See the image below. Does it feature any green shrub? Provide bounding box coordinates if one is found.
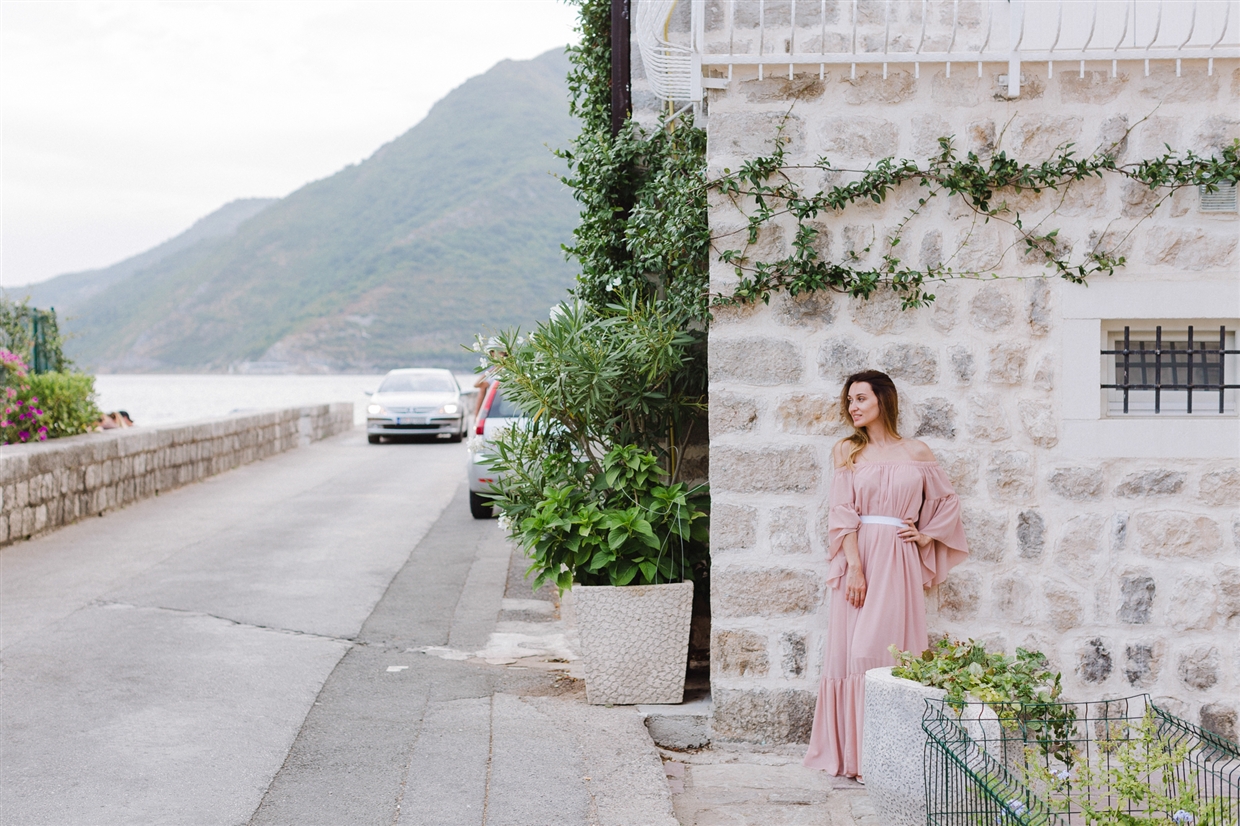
[27,372,101,438]
[484,300,709,591]
[497,443,708,591]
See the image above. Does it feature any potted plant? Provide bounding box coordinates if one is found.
[480,299,709,705]
[863,639,1068,826]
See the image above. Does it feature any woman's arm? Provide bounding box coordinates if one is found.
[832,438,866,606]
[897,439,937,549]
[843,530,865,608]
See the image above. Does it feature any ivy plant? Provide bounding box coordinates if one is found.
[712,124,1240,309]
[892,637,1077,764]
[0,296,71,373]
[559,0,710,324]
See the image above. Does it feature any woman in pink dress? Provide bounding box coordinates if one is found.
[803,370,969,779]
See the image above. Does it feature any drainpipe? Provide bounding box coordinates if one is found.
[1007,0,1024,98]
[611,0,632,135]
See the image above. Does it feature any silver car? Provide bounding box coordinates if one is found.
[366,368,468,444]
[467,382,527,518]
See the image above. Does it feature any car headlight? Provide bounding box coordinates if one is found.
[438,403,460,415]
[367,403,386,416]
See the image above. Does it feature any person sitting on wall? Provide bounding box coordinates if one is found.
[95,412,130,431]
[803,370,970,781]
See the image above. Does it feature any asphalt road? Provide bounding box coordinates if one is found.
[0,429,597,826]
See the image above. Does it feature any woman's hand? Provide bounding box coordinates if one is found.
[899,518,933,549]
[845,565,867,608]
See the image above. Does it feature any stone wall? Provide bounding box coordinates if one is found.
[704,59,1239,745]
[0,403,354,547]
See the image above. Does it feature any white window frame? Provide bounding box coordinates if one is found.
[1101,322,1238,417]
[1061,279,1240,460]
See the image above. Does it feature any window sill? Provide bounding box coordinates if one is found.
[1062,417,1240,459]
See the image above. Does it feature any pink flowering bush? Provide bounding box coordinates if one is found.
[0,349,49,445]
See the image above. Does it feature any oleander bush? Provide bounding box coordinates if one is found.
[484,299,708,590]
[0,350,48,445]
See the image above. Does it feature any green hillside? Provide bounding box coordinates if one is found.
[42,48,580,373]
[19,198,277,317]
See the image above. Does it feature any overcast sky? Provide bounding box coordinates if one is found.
[1,0,579,287]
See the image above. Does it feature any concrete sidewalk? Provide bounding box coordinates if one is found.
[430,526,878,826]
[248,484,679,826]
[2,424,871,825]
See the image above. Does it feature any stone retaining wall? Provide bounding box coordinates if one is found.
[0,403,354,546]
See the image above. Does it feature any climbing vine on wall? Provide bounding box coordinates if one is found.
[558,4,1240,339]
[711,124,1240,310]
[559,0,711,324]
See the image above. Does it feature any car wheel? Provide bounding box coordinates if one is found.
[368,434,381,444]
[469,491,495,519]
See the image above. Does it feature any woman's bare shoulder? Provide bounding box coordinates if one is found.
[904,438,937,462]
[832,439,851,468]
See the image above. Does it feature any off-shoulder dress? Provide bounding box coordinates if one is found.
[803,460,969,777]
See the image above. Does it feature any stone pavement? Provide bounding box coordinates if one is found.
[659,745,877,826]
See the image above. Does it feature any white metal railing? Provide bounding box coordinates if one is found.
[636,0,701,101]
[636,0,1240,100]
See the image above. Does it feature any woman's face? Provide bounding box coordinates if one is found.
[847,382,881,429]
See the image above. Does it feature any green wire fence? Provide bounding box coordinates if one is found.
[923,694,1240,825]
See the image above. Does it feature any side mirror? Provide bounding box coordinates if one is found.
[363,390,374,396]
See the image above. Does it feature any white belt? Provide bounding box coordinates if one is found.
[860,515,905,527]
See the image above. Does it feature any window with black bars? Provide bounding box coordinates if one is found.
[1102,326,1238,414]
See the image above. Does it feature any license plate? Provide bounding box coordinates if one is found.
[397,417,424,425]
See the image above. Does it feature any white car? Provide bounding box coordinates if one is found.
[366,368,468,444]
[467,382,527,518]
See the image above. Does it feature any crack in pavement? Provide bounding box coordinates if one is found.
[90,600,361,646]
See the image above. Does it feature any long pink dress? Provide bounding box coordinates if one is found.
[803,461,969,776]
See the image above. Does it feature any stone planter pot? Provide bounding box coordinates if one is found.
[574,581,694,705]
[863,667,1002,826]
[862,667,946,826]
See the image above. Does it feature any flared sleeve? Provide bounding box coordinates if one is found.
[916,463,969,587]
[825,467,860,590]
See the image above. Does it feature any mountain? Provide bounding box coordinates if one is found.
[19,198,277,317]
[22,48,580,373]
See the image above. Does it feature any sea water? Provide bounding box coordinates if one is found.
[93,373,481,427]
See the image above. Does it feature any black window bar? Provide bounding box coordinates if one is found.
[1102,325,1239,414]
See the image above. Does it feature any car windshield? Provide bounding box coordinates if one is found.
[489,386,526,419]
[378,374,457,393]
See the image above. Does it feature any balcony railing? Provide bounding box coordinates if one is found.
[636,0,1240,100]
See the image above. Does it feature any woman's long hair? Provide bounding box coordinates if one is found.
[838,370,901,468]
